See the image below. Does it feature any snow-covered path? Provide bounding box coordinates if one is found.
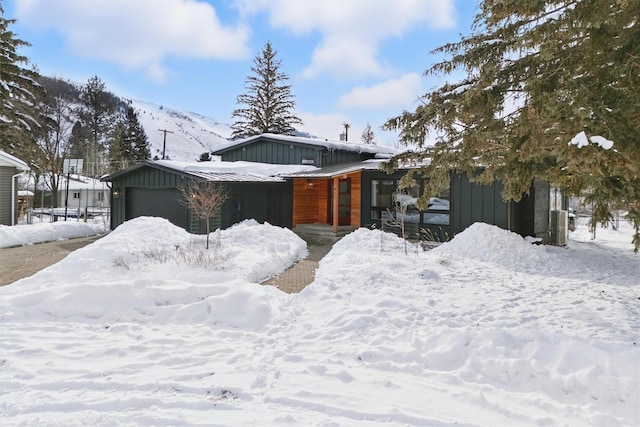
[1,217,638,426]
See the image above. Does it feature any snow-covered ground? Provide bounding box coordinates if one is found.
[0,217,108,248]
[1,217,638,426]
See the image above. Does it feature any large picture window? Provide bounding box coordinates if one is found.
[370,179,451,226]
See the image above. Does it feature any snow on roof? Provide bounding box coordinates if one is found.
[154,159,318,182]
[0,150,29,171]
[61,175,110,190]
[283,159,386,178]
[212,133,399,156]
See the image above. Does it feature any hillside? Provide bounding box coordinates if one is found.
[37,76,317,164]
[128,100,231,162]
[38,76,232,163]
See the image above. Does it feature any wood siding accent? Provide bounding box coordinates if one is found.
[349,172,361,227]
[292,179,321,226]
[317,180,330,223]
[292,174,360,228]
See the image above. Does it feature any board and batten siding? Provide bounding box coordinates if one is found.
[220,140,323,166]
[221,181,292,229]
[450,173,549,239]
[218,139,377,167]
[451,173,509,235]
[109,165,187,231]
[0,166,19,225]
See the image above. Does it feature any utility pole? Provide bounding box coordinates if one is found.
[342,123,350,142]
[158,129,174,160]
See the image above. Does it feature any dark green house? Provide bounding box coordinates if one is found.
[102,133,550,241]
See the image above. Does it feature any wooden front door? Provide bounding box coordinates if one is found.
[331,178,351,226]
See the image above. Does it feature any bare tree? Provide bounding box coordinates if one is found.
[37,95,74,207]
[179,181,229,249]
[382,189,420,255]
[361,123,376,144]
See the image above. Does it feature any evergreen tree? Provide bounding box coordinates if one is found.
[129,109,150,163]
[384,0,640,251]
[361,123,376,144]
[108,121,128,172]
[231,41,302,139]
[67,121,89,160]
[0,6,42,160]
[109,105,150,171]
[76,75,117,177]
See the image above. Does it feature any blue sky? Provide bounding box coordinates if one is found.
[4,0,478,146]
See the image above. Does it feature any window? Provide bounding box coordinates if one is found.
[394,185,420,224]
[73,192,80,199]
[97,192,104,202]
[422,187,450,225]
[370,180,395,220]
[370,179,451,226]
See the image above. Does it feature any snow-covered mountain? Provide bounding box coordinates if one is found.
[129,100,231,162]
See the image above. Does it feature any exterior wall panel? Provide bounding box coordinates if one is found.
[0,166,18,225]
[218,139,374,167]
[292,179,320,226]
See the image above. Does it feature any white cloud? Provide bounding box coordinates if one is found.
[145,63,170,84]
[299,111,350,141]
[14,0,250,82]
[299,111,400,148]
[301,37,383,80]
[338,73,423,110]
[236,0,456,79]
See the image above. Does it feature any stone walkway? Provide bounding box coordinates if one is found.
[262,237,336,293]
[0,235,103,286]
[1,234,337,292]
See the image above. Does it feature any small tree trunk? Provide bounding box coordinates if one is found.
[205,217,210,250]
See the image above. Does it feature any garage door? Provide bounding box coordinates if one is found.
[125,187,188,229]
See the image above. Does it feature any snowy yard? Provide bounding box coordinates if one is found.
[0,217,638,426]
[0,216,108,248]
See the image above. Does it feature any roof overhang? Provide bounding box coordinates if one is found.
[0,150,29,171]
[283,160,385,179]
[101,160,302,183]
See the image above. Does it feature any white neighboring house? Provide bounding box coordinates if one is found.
[52,174,110,215]
[0,150,30,226]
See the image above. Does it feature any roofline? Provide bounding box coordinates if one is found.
[0,150,29,171]
[100,160,287,183]
[100,161,153,181]
[212,133,398,156]
[211,134,320,154]
[282,161,379,178]
[101,160,206,182]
